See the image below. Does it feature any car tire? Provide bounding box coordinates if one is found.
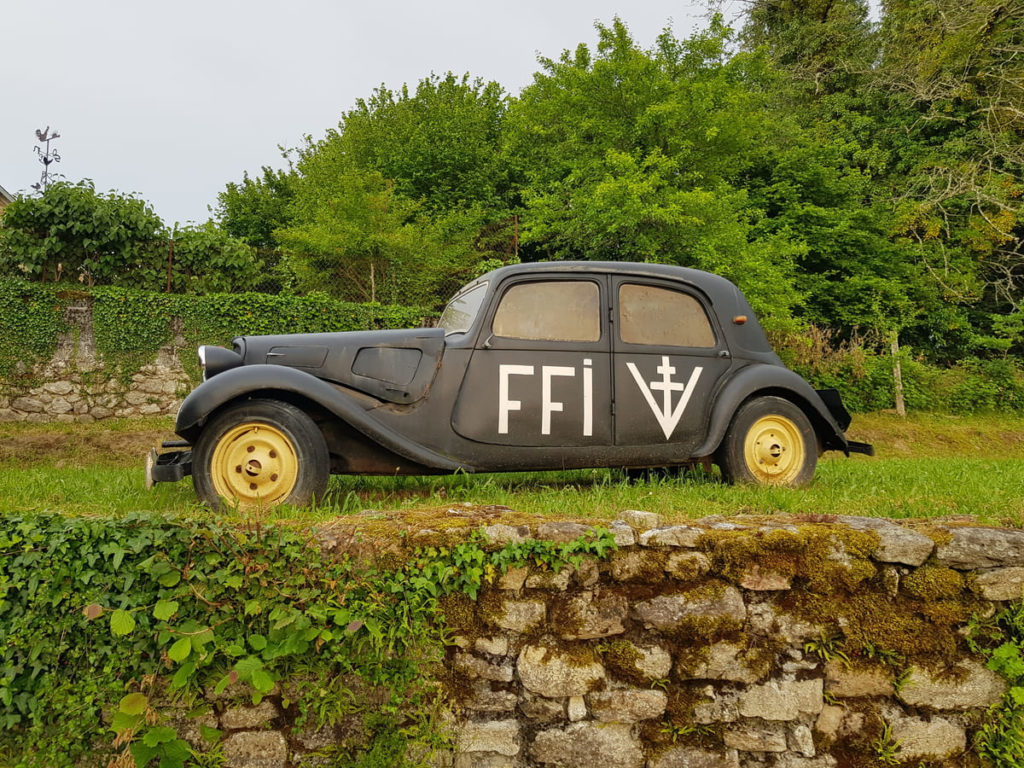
[717,396,818,487]
[193,398,329,510]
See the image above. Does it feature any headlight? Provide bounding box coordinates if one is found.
[198,345,243,381]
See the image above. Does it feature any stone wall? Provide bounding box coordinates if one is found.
[0,300,190,422]
[182,514,1024,767]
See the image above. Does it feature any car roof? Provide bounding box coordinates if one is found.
[474,260,740,306]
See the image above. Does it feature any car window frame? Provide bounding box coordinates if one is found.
[480,275,609,351]
[611,277,725,356]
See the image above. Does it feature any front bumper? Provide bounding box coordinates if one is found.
[145,443,193,488]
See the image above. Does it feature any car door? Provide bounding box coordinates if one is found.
[451,276,612,447]
[611,277,732,456]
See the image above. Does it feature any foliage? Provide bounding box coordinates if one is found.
[89,285,433,382]
[0,279,67,380]
[167,223,261,294]
[969,599,1024,766]
[0,512,616,767]
[215,165,296,250]
[0,181,164,287]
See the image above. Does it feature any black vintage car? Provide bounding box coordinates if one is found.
[147,262,872,508]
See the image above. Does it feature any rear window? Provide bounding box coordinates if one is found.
[618,283,715,347]
[439,282,488,335]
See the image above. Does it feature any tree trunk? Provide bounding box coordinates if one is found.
[890,331,906,417]
[370,262,376,303]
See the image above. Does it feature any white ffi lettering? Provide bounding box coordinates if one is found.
[582,358,593,437]
[541,366,576,435]
[498,364,534,434]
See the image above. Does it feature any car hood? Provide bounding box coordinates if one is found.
[234,327,446,405]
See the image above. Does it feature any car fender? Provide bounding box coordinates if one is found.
[692,363,849,457]
[175,364,467,472]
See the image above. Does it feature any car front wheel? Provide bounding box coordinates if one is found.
[717,396,818,487]
[193,399,329,510]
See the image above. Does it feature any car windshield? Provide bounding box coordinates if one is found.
[438,282,488,335]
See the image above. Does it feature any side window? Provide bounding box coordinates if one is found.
[618,283,715,348]
[492,281,601,342]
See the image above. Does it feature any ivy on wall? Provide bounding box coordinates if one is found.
[0,512,616,768]
[0,279,68,380]
[0,278,435,386]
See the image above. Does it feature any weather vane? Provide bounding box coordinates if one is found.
[32,126,61,192]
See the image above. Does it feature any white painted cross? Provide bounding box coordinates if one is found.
[626,356,703,440]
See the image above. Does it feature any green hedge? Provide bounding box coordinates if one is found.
[0,279,435,385]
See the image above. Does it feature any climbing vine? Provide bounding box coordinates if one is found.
[0,279,68,381]
[0,513,615,767]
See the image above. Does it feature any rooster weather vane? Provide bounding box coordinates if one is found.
[32,126,61,192]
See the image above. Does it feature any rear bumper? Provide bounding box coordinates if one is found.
[145,445,193,488]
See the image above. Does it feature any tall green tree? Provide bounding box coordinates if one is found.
[505,17,804,321]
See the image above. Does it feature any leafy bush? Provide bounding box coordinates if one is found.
[0,512,616,767]
[0,280,67,380]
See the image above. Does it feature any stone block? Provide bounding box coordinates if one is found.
[457,719,520,756]
[814,705,845,739]
[890,714,966,760]
[620,510,661,531]
[42,381,74,395]
[530,723,643,768]
[609,521,636,546]
[453,754,514,768]
[587,689,667,722]
[537,521,594,544]
[723,722,788,752]
[526,567,572,590]
[648,746,739,768]
[474,636,509,656]
[567,695,587,721]
[517,643,605,698]
[11,397,43,413]
[610,550,661,582]
[665,551,711,580]
[746,603,823,646]
[464,684,518,712]
[789,723,815,757]
[825,661,893,698]
[973,566,1024,601]
[454,652,515,683]
[631,585,746,632]
[682,641,762,684]
[519,692,564,722]
[552,590,628,640]
[936,526,1024,569]
[220,699,279,729]
[484,524,530,545]
[497,567,528,591]
[897,660,1007,709]
[639,525,703,548]
[739,564,791,591]
[492,599,545,633]
[222,731,287,768]
[836,516,934,566]
[738,679,823,721]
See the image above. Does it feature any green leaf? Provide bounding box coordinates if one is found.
[168,637,191,663]
[248,634,267,651]
[110,609,136,636]
[159,739,191,768]
[250,668,275,693]
[153,600,179,621]
[111,710,143,733]
[158,571,181,587]
[171,661,195,689]
[199,724,223,744]
[244,599,261,616]
[119,692,149,715]
[143,726,178,746]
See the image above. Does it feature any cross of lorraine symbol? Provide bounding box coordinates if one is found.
[625,357,704,440]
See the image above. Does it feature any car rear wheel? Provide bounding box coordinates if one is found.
[717,396,818,487]
[193,399,329,510]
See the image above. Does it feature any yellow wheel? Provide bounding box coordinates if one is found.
[194,399,329,510]
[717,396,818,487]
[743,414,806,485]
[210,423,299,507]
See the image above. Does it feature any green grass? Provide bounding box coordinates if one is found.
[1,455,1021,525]
[1,412,1023,525]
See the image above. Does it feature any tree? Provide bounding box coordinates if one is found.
[0,180,164,286]
[169,222,261,294]
[505,17,804,321]
[215,165,296,249]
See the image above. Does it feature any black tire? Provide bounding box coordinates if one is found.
[716,396,818,487]
[193,398,329,510]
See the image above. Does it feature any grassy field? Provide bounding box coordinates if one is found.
[1,412,1022,525]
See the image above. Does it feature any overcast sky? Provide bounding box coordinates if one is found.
[0,0,732,226]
